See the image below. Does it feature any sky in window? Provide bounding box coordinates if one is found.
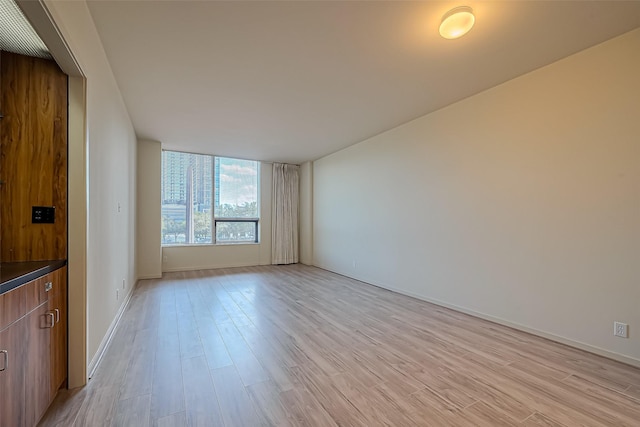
[219,158,258,206]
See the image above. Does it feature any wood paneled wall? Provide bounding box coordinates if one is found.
[0,51,68,262]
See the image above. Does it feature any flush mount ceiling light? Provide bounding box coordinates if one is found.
[439,6,475,40]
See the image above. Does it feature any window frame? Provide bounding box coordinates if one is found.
[161,150,260,246]
[213,218,259,244]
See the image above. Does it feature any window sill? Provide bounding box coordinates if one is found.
[162,242,261,248]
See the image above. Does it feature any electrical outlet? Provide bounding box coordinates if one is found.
[614,322,628,338]
[163,255,168,263]
[116,289,119,301]
[122,279,125,289]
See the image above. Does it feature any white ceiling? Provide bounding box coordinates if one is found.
[86,1,640,164]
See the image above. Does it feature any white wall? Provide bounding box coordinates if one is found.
[66,76,87,387]
[136,140,162,279]
[162,163,272,271]
[44,0,138,370]
[299,161,313,265]
[313,29,640,365]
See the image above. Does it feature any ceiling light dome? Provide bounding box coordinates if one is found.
[439,6,475,40]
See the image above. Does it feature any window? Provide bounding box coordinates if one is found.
[214,157,259,243]
[161,151,259,245]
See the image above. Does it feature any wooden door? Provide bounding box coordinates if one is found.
[0,318,27,427]
[24,303,51,427]
[50,267,67,398]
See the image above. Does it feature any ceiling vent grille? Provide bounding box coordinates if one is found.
[0,0,51,59]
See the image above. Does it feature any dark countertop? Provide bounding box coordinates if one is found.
[0,260,67,295]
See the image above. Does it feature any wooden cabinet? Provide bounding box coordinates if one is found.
[0,266,67,427]
[0,47,68,427]
[25,303,51,427]
[49,267,67,398]
[0,313,27,426]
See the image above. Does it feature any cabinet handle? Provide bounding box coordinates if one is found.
[46,312,55,328]
[54,308,60,323]
[0,350,7,371]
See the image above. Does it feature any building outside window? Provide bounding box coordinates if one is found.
[161,151,259,245]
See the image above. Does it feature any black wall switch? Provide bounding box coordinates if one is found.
[32,206,55,223]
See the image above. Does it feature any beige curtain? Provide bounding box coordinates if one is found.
[272,163,300,264]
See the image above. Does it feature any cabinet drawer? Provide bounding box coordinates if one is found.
[0,316,27,427]
[1,271,57,329]
[26,275,49,312]
[0,285,27,331]
[46,270,64,298]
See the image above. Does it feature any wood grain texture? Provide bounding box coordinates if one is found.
[1,268,67,427]
[50,267,68,398]
[26,276,47,312]
[0,283,26,330]
[0,51,67,262]
[25,303,52,427]
[153,411,187,427]
[35,388,86,427]
[625,384,640,400]
[522,412,566,427]
[182,355,224,426]
[0,314,28,427]
[150,330,185,420]
[211,365,263,426]
[71,385,119,427]
[40,265,640,426]
[113,394,151,427]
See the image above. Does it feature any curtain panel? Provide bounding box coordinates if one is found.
[271,163,300,264]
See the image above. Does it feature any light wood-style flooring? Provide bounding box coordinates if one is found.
[39,265,640,426]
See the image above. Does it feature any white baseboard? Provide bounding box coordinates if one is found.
[317,266,640,369]
[398,288,640,369]
[87,283,135,379]
[162,261,271,273]
[137,274,162,280]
